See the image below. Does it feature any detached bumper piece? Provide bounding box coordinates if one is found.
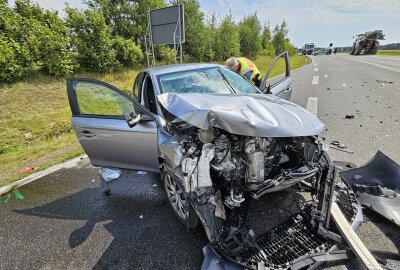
[340,151,400,227]
[210,201,358,269]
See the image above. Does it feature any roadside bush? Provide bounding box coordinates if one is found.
[66,6,120,72]
[158,46,175,64]
[112,36,143,67]
[0,35,30,83]
[258,48,275,57]
[38,9,78,76]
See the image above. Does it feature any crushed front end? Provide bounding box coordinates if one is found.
[157,93,363,269]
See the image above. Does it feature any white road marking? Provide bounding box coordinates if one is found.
[324,74,328,78]
[342,83,347,87]
[312,76,319,85]
[306,97,318,116]
[314,67,318,72]
[336,56,400,73]
[314,63,317,66]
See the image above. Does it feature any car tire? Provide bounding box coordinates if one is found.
[162,169,199,229]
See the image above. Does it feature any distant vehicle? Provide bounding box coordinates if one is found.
[349,30,385,55]
[313,43,334,55]
[302,43,315,55]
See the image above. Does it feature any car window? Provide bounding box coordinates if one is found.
[219,68,259,94]
[158,68,258,94]
[74,81,135,116]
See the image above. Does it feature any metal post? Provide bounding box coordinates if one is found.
[148,12,156,67]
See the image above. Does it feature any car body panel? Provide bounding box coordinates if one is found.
[67,78,159,171]
[72,117,159,171]
[157,92,325,137]
[260,52,292,100]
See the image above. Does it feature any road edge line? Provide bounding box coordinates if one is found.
[0,154,88,196]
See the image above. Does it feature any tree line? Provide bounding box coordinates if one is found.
[0,0,296,83]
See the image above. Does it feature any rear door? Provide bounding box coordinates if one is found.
[66,78,159,172]
[260,51,293,100]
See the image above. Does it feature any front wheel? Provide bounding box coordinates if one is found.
[162,170,199,228]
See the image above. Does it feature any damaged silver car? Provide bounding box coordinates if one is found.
[67,52,362,269]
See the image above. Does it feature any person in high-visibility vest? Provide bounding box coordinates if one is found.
[225,57,262,87]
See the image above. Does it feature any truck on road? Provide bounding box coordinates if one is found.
[302,43,315,55]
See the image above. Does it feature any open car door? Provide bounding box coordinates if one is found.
[66,78,159,172]
[260,51,293,100]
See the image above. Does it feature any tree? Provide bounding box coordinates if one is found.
[0,0,76,82]
[259,22,275,57]
[272,20,294,55]
[66,6,120,72]
[214,13,240,61]
[86,0,165,43]
[238,13,261,58]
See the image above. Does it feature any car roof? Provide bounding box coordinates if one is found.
[144,63,223,76]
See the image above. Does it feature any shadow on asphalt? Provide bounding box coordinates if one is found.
[14,171,207,269]
[12,168,310,269]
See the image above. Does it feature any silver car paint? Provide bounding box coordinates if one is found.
[72,117,159,171]
[157,93,325,137]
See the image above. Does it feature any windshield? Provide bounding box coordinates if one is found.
[157,67,259,94]
[305,44,314,49]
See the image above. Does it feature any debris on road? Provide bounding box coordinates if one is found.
[376,80,394,84]
[137,171,147,176]
[100,168,121,182]
[340,151,400,227]
[331,140,347,149]
[19,167,35,174]
[345,115,355,119]
[139,215,143,219]
[330,145,354,154]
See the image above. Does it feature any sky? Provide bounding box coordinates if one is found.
[8,0,400,47]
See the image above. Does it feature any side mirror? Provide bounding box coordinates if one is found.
[124,112,141,128]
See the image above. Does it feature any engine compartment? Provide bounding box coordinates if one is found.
[158,119,361,269]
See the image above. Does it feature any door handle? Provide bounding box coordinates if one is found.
[285,86,292,93]
[80,130,96,138]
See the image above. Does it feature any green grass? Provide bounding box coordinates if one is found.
[377,50,400,56]
[0,55,310,186]
[254,54,311,77]
[0,68,139,186]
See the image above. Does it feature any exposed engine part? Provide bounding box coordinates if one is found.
[225,189,245,208]
[181,156,198,192]
[198,128,215,144]
[245,151,264,183]
[198,143,215,187]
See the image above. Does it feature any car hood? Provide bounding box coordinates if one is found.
[157,93,325,137]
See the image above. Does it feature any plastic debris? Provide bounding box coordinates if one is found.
[137,171,147,175]
[24,132,33,139]
[331,141,347,149]
[19,167,35,174]
[139,215,143,219]
[376,80,394,84]
[14,189,24,200]
[100,168,121,182]
[345,115,355,119]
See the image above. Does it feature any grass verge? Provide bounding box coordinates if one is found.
[0,68,140,186]
[0,55,310,186]
[377,50,400,56]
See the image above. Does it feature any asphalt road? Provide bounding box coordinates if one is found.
[1,55,399,270]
